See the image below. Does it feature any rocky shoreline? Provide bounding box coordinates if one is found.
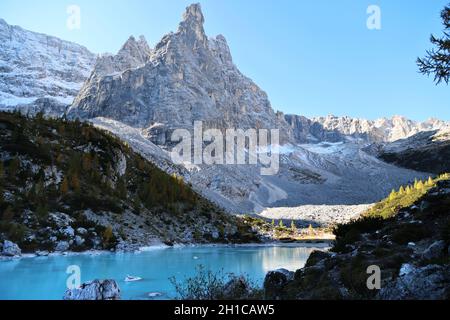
[261,179,450,300]
[0,240,331,261]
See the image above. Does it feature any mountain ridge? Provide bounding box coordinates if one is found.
[0,18,96,111]
[0,12,447,144]
[1,4,448,214]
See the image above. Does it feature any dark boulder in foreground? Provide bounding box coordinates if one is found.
[63,279,121,300]
[263,269,294,300]
[378,264,449,300]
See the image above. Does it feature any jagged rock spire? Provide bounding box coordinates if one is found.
[118,35,151,61]
[178,3,207,47]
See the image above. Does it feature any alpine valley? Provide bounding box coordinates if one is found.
[0,3,449,300]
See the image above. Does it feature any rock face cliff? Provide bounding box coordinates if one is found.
[378,127,450,174]
[0,18,96,113]
[68,3,292,143]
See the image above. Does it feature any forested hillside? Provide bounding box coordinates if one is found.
[0,112,257,253]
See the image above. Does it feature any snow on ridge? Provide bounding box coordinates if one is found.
[0,18,96,109]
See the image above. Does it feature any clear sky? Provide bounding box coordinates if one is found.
[0,0,449,121]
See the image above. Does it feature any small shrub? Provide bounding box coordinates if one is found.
[391,223,432,245]
[169,265,261,300]
[102,226,115,249]
[333,217,385,252]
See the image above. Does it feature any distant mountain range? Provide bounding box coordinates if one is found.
[0,4,448,214]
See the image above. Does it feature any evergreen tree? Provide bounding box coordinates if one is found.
[36,204,48,221]
[290,220,297,232]
[406,186,412,195]
[56,153,64,164]
[278,220,284,228]
[60,177,69,195]
[399,186,406,195]
[0,161,4,179]
[388,189,397,201]
[70,173,81,192]
[102,226,114,247]
[82,153,93,172]
[417,180,425,190]
[308,224,314,236]
[116,177,127,199]
[2,206,14,222]
[417,4,450,84]
[8,156,20,179]
[426,176,434,187]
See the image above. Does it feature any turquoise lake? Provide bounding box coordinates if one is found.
[0,244,328,300]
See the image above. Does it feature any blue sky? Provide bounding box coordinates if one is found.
[0,0,449,121]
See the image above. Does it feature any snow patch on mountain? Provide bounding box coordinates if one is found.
[0,18,96,110]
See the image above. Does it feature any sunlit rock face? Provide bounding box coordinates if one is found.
[66,4,444,214]
[68,3,293,144]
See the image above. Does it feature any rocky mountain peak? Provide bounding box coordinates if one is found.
[210,34,233,65]
[117,35,151,64]
[68,3,292,142]
[178,3,207,47]
[88,34,151,79]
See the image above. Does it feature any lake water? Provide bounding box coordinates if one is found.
[0,244,328,300]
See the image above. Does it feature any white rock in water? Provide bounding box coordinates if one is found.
[63,279,121,300]
[36,250,49,257]
[148,292,162,298]
[1,240,21,257]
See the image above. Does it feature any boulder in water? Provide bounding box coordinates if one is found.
[63,279,121,300]
[1,240,22,257]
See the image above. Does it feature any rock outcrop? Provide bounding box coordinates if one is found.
[378,128,450,174]
[263,269,294,300]
[1,240,21,257]
[63,279,121,300]
[378,264,449,300]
